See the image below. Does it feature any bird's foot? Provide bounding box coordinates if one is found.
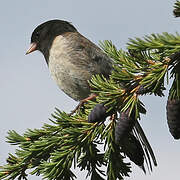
[69,94,97,116]
[69,101,84,116]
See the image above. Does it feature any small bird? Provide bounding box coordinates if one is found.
[26,20,112,107]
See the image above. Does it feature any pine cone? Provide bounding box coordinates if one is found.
[88,104,107,123]
[166,98,180,139]
[114,109,136,144]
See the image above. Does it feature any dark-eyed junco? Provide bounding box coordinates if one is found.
[26,20,112,105]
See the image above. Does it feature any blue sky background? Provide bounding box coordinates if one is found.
[0,0,180,179]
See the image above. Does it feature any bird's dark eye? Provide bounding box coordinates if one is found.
[35,32,39,39]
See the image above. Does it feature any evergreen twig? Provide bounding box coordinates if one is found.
[174,1,180,17]
[1,2,180,179]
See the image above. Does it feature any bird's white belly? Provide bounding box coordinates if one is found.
[48,35,90,101]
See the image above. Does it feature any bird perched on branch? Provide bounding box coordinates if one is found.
[26,19,112,112]
[26,19,157,171]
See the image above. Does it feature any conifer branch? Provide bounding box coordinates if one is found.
[1,2,180,180]
[174,1,180,17]
[128,32,180,56]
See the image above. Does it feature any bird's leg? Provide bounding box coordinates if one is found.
[110,113,116,121]
[69,94,97,115]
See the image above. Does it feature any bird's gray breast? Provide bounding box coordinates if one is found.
[48,35,91,101]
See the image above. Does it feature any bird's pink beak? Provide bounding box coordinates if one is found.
[26,43,37,55]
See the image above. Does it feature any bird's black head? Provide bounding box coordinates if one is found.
[26,20,77,62]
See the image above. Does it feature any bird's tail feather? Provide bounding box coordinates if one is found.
[133,121,157,172]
